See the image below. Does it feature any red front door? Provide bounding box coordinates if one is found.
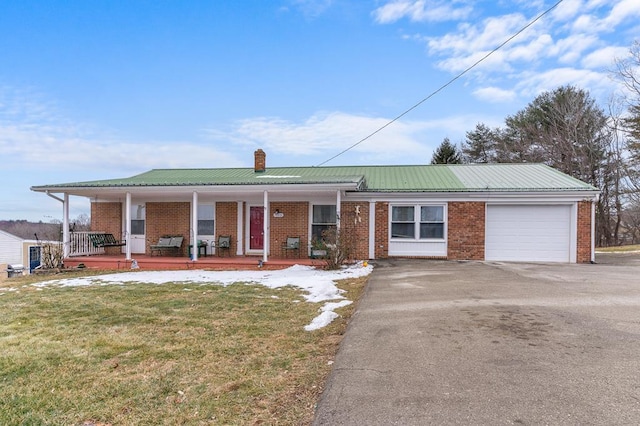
[250,206,264,250]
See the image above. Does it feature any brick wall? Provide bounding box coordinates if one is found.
[146,202,190,256]
[341,201,370,260]
[269,202,309,257]
[216,202,238,256]
[90,202,123,254]
[577,200,593,263]
[374,202,389,259]
[91,202,122,234]
[447,202,485,260]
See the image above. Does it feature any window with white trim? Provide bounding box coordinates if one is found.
[197,204,215,236]
[312,205,337,241]
[391,205,445,240]
[130,204,145,236]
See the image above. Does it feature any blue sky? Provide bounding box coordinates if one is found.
[1,0,639,221]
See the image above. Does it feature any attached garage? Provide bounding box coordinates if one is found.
[485,204,573,263]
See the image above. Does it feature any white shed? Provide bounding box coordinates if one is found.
[0,229,24,266]
[0,230,46,275]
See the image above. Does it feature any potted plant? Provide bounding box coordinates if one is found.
[310,237,328,258]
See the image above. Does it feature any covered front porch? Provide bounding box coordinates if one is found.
[63,253,320,271]
[64,231,321,271]
[31,149,371,267]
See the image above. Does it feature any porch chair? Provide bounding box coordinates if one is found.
[216,235,231,257]
[282,236,301,258]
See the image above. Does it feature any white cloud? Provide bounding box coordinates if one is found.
[0,122,242,173]
[410,1,637,108]
[603,0,640,27]
[0,88,243,174]
[208,112,433,162]
[425,13,555,74]
[573,0,640,33]
[428,14,530,55]
[547,34,599,64]
[516,67,616,98]
[373,0,472,24]
[550,0,584,22]
[582,46,630,69]
[473,86,517,103]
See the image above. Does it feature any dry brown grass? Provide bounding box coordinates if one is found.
[596,244,640,252]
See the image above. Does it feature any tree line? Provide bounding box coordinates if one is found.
[430,41,640,247]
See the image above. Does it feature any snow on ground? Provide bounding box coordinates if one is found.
[30,263,373,330]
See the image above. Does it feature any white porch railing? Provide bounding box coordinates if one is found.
[68,232,106,257]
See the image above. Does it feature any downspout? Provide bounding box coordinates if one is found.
[336,190,341,232]
[369,201,376,260]
[44,191,69,258]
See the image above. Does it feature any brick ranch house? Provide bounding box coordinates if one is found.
[31,149,599,264]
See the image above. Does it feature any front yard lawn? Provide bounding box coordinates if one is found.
[0,270,367,425]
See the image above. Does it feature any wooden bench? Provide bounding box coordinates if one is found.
[90,233,126,248]
[150,236,184,256]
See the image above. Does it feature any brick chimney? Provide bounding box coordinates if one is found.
[254,149,266,173]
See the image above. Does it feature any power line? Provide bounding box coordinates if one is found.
[316,0,566,167]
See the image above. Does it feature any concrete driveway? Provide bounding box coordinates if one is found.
[314,253,640,425]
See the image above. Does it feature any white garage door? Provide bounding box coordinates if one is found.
[486,205,572,262]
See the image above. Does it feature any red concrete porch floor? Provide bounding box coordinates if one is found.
[64,254,322,271]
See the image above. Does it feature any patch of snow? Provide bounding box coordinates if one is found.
[304,299,353,331]
[30,262,373,330]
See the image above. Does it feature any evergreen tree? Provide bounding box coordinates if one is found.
[431,138,463,164]
[462,123,498,163]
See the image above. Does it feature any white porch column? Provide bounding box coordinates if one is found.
[263,190,269,264]
[236,201,243,255]
[125,192,132,260]
[336,190,341,232]
[191,191,199,261]
[368,201,376,260]
[62,193,70,258]
[591,199,596,263]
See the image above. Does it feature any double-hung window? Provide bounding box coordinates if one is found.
[130,204,146,236]
[391,205,445,240]
[312,205,337,241]
[391,206,415,238]
[197,204,215,236]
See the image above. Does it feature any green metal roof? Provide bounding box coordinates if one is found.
[31,163,597,193]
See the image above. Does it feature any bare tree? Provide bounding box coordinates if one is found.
[503,86,610,186]
[611,40,640,245]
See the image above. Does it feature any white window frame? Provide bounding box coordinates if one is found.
[197,203,215,237]
[390,204,446,241]
[130,203,146,236]
[311,204,337,241]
